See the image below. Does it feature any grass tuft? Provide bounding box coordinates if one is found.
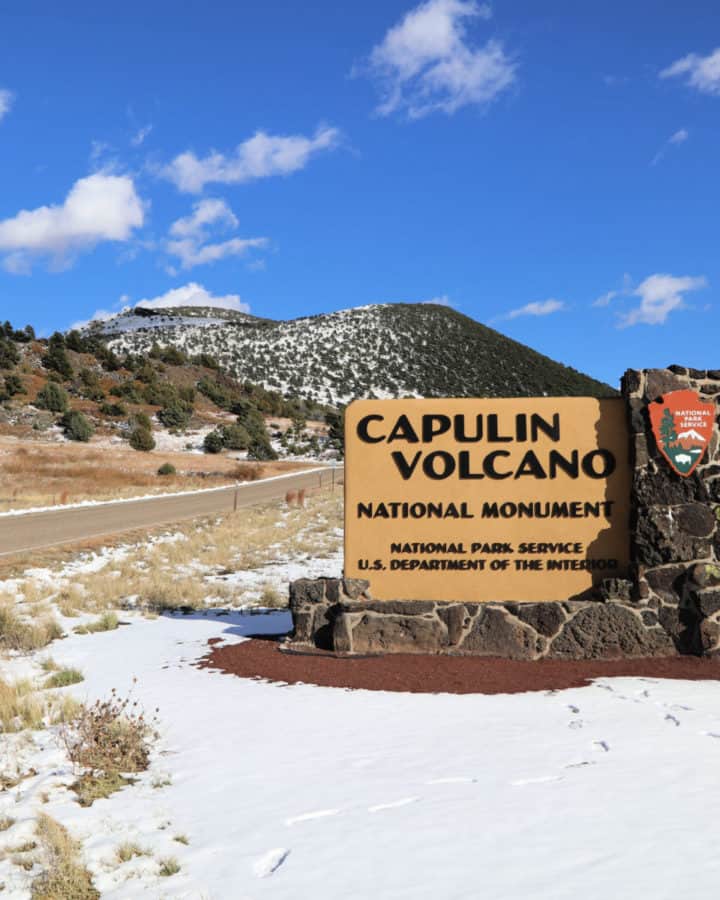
[158,856,180,877]
[44,668,84,689]
[31,813,99,899]
[116,841,150,864]
[73,611,118,635]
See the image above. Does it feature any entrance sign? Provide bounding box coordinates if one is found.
[344,398,630,603]
[649,389,713,478]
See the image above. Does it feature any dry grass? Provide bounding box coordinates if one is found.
[158,856,180,877]
[0,605,63,653]
[44,668,84,689]
[0,436,309,512]
[0,488,342,625]
[0,678,44,731]
[31,813,99,899]
[73,612,118,634]
[61,686,158,807]
[0,677,81,733]
[116,841,150,863]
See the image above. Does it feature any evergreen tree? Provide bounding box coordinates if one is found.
[659,408,677,448]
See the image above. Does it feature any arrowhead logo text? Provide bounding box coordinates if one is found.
[649,389,714,478]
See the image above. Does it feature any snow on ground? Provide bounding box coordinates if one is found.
[2,610,720,898]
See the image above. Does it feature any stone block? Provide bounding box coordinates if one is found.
[342,578,370,600]
[460,607,539,660]
[515,602,566,637]
[549,604,674,659]
[349,612,448,654]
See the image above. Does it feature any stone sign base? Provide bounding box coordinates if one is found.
[286,366,720,662]
[287,576,720,660]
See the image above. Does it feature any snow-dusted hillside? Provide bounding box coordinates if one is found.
[88,303,615,406]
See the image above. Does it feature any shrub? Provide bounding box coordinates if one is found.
[221,422,251,450]
[61,410,94,442]
[61,687,158,778]
[130,410,152,431]
[247,435,278,461]
[36,381,69,413]
[157,462,176,476]
[99,401,126,417]
[4,373,25,396]
[43,333,73,379]
[0,337,19,369]
[158,399,193,430]
[129,427,155,452]
[110,382,143,403]
[203,430,224,454]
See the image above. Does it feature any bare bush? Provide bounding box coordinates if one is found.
[61,685,159,778]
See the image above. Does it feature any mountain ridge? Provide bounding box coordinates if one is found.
[84,302,616,406]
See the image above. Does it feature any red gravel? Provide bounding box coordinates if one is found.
[198,637,720,695]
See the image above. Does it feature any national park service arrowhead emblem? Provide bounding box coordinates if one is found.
[649,389,714,477]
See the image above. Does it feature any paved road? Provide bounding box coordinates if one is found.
[0,467,342,559]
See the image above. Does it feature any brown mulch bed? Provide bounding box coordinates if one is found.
[198,636,720,695]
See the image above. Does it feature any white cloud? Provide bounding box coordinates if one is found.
[593,273,633,307]
[0,89,14,122]
[165,198,268,270]
[661,47,720,95]
[651,128,689,166]
[167,236,268,270]
[618,274,708,327]
[505,299,565,319]
[362,0,516,118]
[0,173,144,272]
[169,199,238,238]
[161,126,340,193]
[136,282,250,313]
[131,124,153,147]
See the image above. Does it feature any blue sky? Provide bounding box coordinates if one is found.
[0,0,718,387]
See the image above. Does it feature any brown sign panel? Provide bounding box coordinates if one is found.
[648,389,714,478]
[344,398,630,603]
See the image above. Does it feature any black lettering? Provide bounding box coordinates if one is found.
[454,414,483,442]
[548,449,579,479]
[391,450,422,480]
[530,413,560,442]
[422,415,451,442]
[483,450,512,479]
[458,450,484,479]
[357,414,385,443]
[423,451,456,480]
[514,450,547,479]
[582,449,616,478]
[487,414,513,442]
[387,415,419,443]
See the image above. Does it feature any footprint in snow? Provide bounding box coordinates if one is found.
[593,740,610,753]
[285,809,340,826]
[702,732,720,739]
[568,720,584,730]
[567,704,580,714]
[254,848,290,878]
[426,777,477,785]
[664,714,681,727]
[510,775,564,787]
[368,797,420,813]
[564,761,596,770]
